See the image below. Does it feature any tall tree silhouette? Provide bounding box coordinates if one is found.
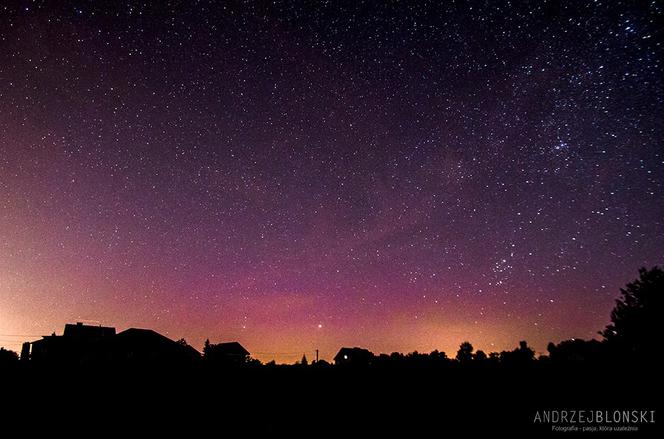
[203,339,211,358]
[600,266,663,358]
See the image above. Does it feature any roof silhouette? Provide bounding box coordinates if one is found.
[334,347,375,364]
[115,328,200,361]
[208,341,249,356]
[63,322,116,339]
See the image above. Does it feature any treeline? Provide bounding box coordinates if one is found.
[211,266,662,370]
[1,266,661,372]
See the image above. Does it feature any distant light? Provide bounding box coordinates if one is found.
[344,354,348,360]
[317,324,323,329]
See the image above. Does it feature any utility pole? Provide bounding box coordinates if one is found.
[315,349,319,363]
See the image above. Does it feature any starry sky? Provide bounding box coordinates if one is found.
[0,0,662,363]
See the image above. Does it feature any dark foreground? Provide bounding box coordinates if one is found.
[3,362,659,437]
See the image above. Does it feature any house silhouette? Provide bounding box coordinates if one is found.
[28,322,116,365]
[333,347,375,366]
[114,328,201,365]
[204,341,250,365]
[22,322,202,367]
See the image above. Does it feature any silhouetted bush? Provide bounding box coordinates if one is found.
[456,342,474,363]
[0,348,19,369]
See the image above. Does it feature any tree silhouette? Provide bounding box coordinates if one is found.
[600,266,663,359]
[547,339,604,364]
[516,341,534,362]
[300,354,308,366]
[456,342,473,363]
[474,350,487,361]
[500,341,535,366]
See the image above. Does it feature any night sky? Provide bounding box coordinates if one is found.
[1,1,662,363]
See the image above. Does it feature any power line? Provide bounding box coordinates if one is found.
[252,353,303,357]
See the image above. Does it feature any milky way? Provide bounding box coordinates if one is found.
[1,1,662,362]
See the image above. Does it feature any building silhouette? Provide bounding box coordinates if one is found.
[28,322,117,365]
[334,347,374,366]
[114,328,201,366]
[204,341,250,365]
[22,322,202,366]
